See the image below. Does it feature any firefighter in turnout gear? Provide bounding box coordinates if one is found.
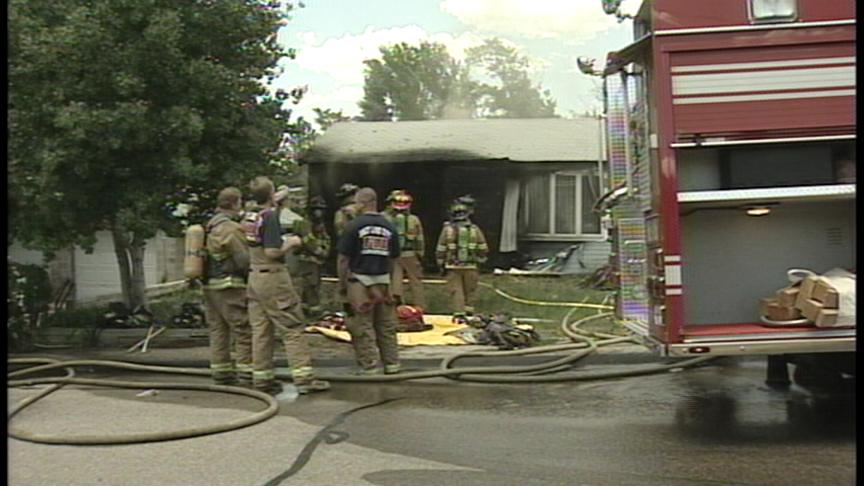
[201,187,253,386]
[280,190,330,318]
[337,187,402,375]
[436,197,489,320]
[333,183,360,237]
[383,189,427,309]
[244,177,330,395]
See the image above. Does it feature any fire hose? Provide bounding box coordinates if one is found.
[8,310,714,446]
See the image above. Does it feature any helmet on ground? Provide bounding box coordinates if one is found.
[336,183,359,200]
[396,304,424,321]
[387,189,413,211]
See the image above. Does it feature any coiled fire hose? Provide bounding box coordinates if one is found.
[9,282,714,445]
[7,357,279,446]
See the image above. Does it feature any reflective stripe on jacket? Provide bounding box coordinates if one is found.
[435,221,488,269]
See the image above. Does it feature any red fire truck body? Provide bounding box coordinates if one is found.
[599,0,855,367]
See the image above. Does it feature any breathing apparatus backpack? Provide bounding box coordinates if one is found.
[183,224,206,280]
[240,208,273,246]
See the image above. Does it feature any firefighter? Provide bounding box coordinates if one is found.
[333,182,360,237]
[337,187,402,375]
[383,189,427,310]
[243,176,330,395]
[436,197,489,320]
[292,195,330,318]
[201,187,253,386]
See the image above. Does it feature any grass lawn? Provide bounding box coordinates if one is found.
[43,274,622,346]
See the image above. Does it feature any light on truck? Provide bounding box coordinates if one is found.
[749,0,797,22]
[745,206,772,217]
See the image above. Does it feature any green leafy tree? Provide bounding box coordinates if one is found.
[466,38,557,118]
[9,0,303,308]
[359,42,477,121]
[313,108,351,131]
[358,38,555,121]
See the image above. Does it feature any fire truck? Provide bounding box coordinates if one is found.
[587,0,855,386]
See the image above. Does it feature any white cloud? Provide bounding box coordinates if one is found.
[292,84,365,121]
[276,25,491,122]
[440,0,621,42]
[287,25,488,85]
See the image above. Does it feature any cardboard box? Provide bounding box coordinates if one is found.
[776,286,800,307]
[798,298,825,322]
[759,297,778,315]
[760,297,802,321]
[769,305,802,322]
[795,276,819,309]
[811,280,839,308]
[814,309,839,327]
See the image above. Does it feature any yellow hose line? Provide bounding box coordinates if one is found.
[477,282,615,309]
[323,275,614,309]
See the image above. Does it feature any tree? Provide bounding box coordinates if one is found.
[358,42,477,121]
[313,108,351,131]
[9,0,302,308]
[358,38,556,121]
[466,38,557,118]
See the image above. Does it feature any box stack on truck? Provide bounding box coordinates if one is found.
[586,0,855,386]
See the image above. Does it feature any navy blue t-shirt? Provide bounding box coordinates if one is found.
[337,213,400,275]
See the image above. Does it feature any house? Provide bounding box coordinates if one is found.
[302,117,611,273]
[8,231,185,305]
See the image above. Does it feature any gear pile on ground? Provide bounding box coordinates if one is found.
[102,303,155,328]
[314,312,347,331]
[463,312,541,349]
[170,302,206,328]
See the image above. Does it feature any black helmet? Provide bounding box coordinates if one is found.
[335,183,359,200]
[455,195,475,214]
[309,195,327,210]
[449,201,470,221]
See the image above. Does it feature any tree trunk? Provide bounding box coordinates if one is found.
[129,234,147,309]
[110,223,148,309]
[110,224,134,308]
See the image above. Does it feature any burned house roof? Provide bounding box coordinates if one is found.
[302,117,606,164]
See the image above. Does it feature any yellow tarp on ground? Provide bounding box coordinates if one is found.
[305,314,469,346]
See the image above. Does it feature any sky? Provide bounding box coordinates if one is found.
[273,0,638,126]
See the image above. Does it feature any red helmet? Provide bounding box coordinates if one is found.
[396,304,423,321]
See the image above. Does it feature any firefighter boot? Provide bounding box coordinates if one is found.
[255,380,285,396]
[211,363,237,386]
[384,364,401,375]
[236,364,254,388]
[292,367,331,394]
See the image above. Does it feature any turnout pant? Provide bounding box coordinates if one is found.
[203,287,253,382]
[247,267,316,387]
[391,254,426,309]
[294,260,322,313]
[346,280,399,370]
[446,267,479,314]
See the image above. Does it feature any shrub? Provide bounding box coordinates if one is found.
[7,261,52,351]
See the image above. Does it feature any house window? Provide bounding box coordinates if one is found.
[748,0,797,23]
[522,170,603,239]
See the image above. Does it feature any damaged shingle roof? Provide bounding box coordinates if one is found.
[302,117,605,164]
